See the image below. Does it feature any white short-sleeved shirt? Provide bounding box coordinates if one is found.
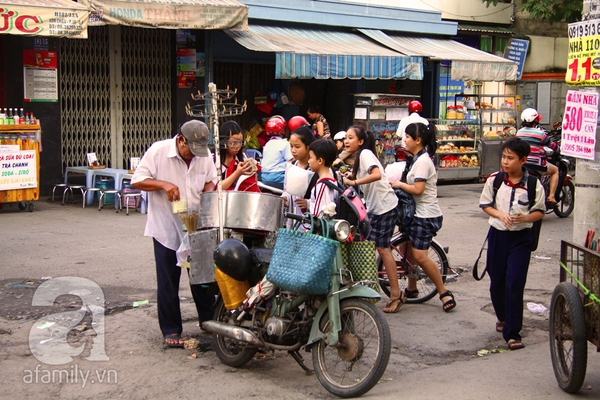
[406,152,442,218]
[355,150,397,215]
[479,171,546,231]
[261,137,292,174]
[310,177,338,217]
[396,112,429,144]
[131,138,218,250]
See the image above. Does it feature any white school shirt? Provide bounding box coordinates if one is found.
[406,152,442,218]
[310,177,338,217]
[131,138,218,251]
[479,170,546,231]
[355,150,397,215]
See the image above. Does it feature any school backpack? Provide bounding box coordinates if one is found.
[322,180,371,240]
[492,171,543,251]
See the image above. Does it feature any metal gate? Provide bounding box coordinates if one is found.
[59,26,171,171]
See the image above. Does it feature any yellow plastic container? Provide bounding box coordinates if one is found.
[215,267,250,310]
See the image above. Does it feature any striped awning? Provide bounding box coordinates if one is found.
[225,25,423,80]
[359,29,517,81]
[0,0,90,39]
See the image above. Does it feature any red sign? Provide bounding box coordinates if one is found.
[23,50,58,69]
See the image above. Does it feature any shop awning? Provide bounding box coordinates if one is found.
[79,0,248,30]
[225,25,423,80]
[0,0,90,39]
[359,29,517,82]
[458,24,528,38]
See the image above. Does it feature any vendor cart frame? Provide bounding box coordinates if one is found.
[549,240,600,393]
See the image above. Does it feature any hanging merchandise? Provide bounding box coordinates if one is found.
[288,81,305,105]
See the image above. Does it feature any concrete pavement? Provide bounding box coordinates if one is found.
[1,183,599,399]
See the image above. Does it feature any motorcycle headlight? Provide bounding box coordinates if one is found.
[333,220,351,242]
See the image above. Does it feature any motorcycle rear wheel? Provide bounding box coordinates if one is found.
[212,298,258,367]
[554,180,575,218]
[312,298,391,398]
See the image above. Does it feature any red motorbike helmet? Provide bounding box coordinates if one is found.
[288,116,309,133]
[408,100,422,114]
[265,115,286,136]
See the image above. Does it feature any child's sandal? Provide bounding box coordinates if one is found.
[404,288,419,299]
[439,290,456,312]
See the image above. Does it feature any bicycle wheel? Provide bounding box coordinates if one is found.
[554,180,575,218]
[549,282,587,393]
[212,297,258,367]
[312,298,391,398]
[377,235,449,303]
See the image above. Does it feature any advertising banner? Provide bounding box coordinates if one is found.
[566,19,600,85]
[81,0,248,31]
[0,0,89,39]
[561,90,598,160]
[0,150,38,190]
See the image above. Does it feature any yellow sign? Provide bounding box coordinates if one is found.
[567,19,600,86]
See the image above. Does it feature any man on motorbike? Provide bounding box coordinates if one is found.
[516,108,559,205]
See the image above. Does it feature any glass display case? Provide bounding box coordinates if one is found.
[352,93,417,167]
[432,94,481,181]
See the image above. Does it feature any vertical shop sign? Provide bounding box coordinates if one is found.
[503,39,529,80]
[23,50,59,102]
[561,90,598,160]
[176,30,197,88]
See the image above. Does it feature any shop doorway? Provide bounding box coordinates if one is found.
[59,26,172,170]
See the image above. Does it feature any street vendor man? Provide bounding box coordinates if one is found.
[132,120,218,348]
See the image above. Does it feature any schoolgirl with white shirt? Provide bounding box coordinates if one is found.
[342,125,401,313]
[391,122,456,312]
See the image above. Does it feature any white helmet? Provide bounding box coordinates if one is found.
[333,131,346,141]
[521,108,541,123]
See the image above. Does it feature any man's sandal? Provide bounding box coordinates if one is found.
[439,290,456,312]
[164,333,184,348]
[383,292,407,313]
[404,288,419,299]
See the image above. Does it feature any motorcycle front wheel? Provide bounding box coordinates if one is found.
[554,180,575,218]
[212,298,258,367]
[312,298,391,398]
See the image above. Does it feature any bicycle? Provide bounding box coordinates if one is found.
[377,230,453,303]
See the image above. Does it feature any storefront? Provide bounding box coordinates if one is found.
[0,0,248,194]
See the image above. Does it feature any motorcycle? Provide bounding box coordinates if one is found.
[201,210,391,398]
[525,130,575,218]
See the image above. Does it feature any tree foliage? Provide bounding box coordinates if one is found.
[482,0,582,24]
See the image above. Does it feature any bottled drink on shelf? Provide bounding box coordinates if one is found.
[0,108,5,124]
[13,110,20,125]
[19,108,25,123]
[7,108,14,124]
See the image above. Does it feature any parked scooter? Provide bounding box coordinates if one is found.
[202,212,391,398]
[525,130,575,218]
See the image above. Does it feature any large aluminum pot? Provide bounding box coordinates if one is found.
[197,191,284,232]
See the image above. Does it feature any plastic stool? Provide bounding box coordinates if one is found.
[63,184,86,205]
[122,192,142,215]
[50,183,69,203]
[99,189,122,212]
[82,187,101,208]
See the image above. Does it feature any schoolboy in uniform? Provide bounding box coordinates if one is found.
[478,137,545,351]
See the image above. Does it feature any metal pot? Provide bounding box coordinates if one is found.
[198,191,284,232]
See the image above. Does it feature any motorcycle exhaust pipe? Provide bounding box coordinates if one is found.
[201,321,263,347]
